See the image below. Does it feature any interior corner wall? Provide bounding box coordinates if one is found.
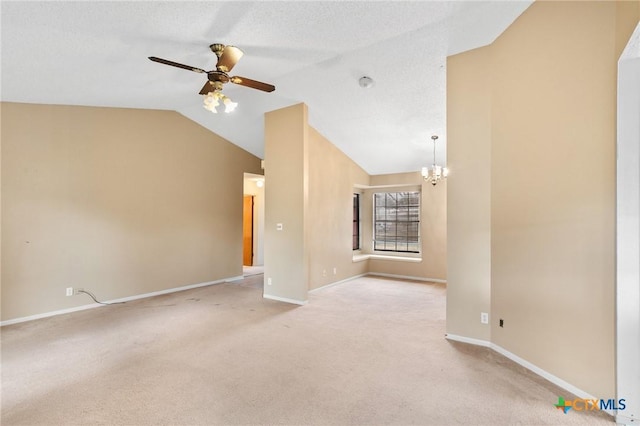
[367,173,447,282]
[307,127,369,290]
[446,45,492,341]
[263,103,309,303]
[1,102,262,322]
[616,22,640,423]
[448,1,639,399]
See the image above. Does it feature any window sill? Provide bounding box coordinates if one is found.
[352,254,422,263]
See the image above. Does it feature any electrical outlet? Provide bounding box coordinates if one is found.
[66,287,73,297]
[333,267,337,275]
[499,319,504,328]
[322,270,327,277]
[267,277,272,286]
[480,312,489,324]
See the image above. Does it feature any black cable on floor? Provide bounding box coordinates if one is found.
[77,289,126,305]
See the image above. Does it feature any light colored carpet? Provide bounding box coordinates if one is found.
[1,276,612,425]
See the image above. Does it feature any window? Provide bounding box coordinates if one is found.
[353,193,361,250]
[374,191,420,253]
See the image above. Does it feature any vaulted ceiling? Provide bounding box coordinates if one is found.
[1,1,532,175]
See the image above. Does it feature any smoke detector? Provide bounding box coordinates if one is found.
[358,76,374,89]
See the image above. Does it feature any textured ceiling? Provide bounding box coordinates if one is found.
[1,1,532,175]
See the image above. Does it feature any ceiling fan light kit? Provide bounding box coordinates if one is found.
[421,135,449,186]
[149,43,275,114]
[203,91,238,114]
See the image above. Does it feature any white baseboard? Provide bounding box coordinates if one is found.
[488,343,609,408]
[444,333,612,415]
[445,333,491,347]
[367,272,447,284]
[1,303,104,327]
[308,274,367,294]
[263,294,308,305]
[1,278,230,327]
[224,275,244,282]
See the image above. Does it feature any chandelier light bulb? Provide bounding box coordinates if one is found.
[204,92,218,105]
[203,92,220,113]
[223,97,238,113]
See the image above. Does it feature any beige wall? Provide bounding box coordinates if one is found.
[367,173,447,281]
[446,46,492,341]
[263,103,309,303]
[1,102,261,322]
[307,127,369,290]
[447,1,639,398]
[3,100,448,320]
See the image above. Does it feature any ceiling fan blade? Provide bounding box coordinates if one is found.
[148,56,206,73]
[216,46,244,73]
[230,76,275,92]
[198,81,215,95]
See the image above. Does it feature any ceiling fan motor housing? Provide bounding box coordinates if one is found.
[208,72,230,84]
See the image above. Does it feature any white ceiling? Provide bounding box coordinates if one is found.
[1,1,532,175]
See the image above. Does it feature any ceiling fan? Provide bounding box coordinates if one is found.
[149,43,275,112]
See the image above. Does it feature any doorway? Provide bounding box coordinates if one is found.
[243,172,265,270]
[243,195,254,266]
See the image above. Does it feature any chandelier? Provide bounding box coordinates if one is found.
[421,135,449,186]
[202,81,237,114]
